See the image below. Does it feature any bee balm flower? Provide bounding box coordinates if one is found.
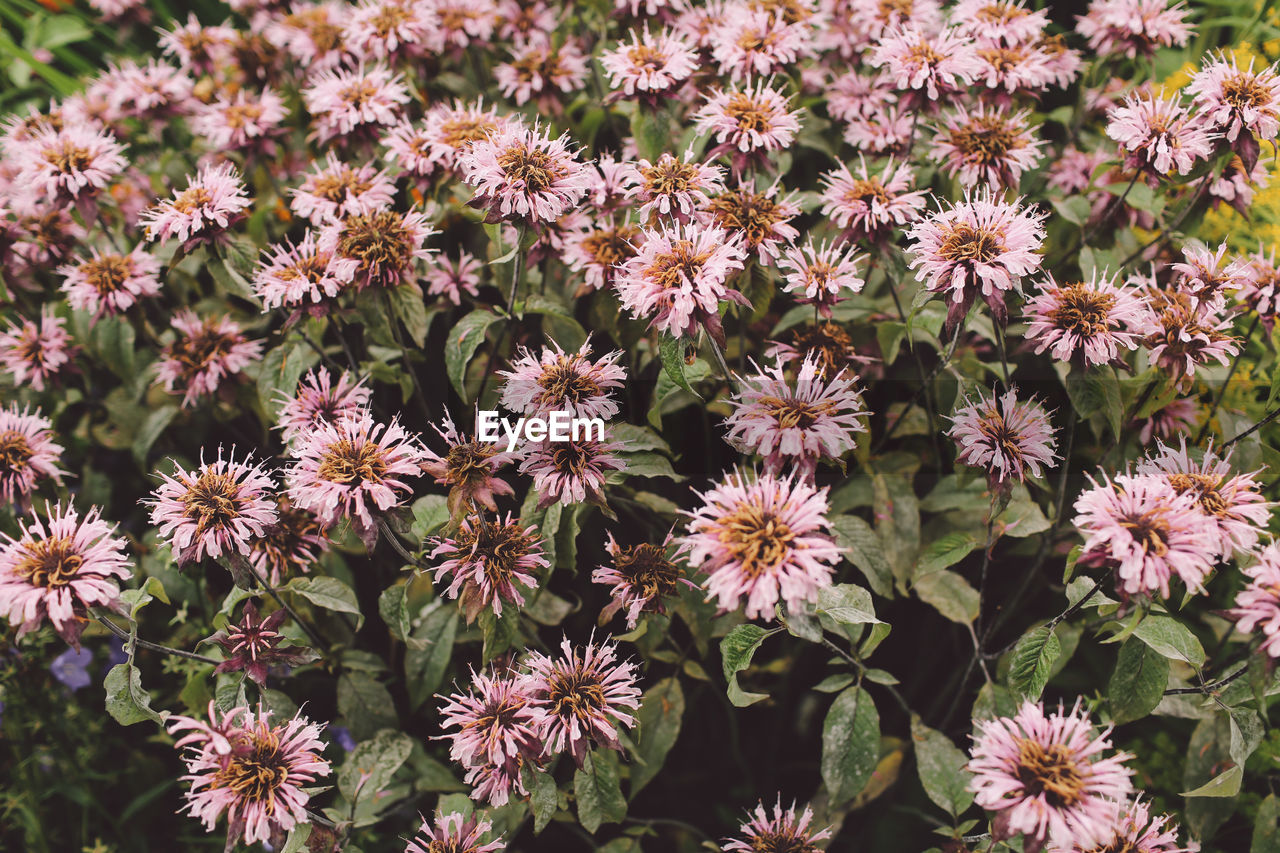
[430,513,547,621]
[0,404,64,513]
[155,311,263,408]
[459,123,590,225]
[141,162,252,247]
[724,799,832,853]
[593,533,692,628]
[58,246,161,321]
[406,811,506,853]
[1024,272,1145,367]
[1228,543,1280,659]
[948,387,1058,491]
[437,670,542,806]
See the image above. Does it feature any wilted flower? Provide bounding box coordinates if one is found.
[1138,288,1238,387]
[949,387,1058,491]
[932,105,1044,189]
[277,369,372,445]
[622,149,725,223]
[1106,92,1216,178]
[290,153,395,224]
[0,308,74,392]
[430,513,547,622]
[149,449,278,568]
[420,413,515,516]
[1228,543,1280,659]
[437,670,541,806]
[406,811,506,853]
[318,207,436,289]
[600,26,698,99]
[249,497,330,585]
[0,404,64,513]
[0,503,132,646]
[302,63,409,144]
[59,246,161,320]
[499,338,627,420]
[968,700,1134,851]
[459,123,590,225]
[141,162,251,247]
[210,601,313,684]
[593,532,692,628]
[820,157,927,245]
[523,636,641,765]
[1023,272,1146,367]
[723,798,832,853]
[155,311,262,408]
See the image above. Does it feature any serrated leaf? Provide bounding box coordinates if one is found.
[1108,638,1170,724]
[831,515,893,597]
[575,750,626,833]
[821,686,880,805]
[913,569,981,625]
[721,624,771,707]
[631,677,684,797]
[445,309,499,402]
[1008,626,1061,699]
[1133,615,1205,667]
[529,765,558,834]
[911,716,975,817]
[337,672,398,741]
[288,576,363,629]
[659,335,698,397]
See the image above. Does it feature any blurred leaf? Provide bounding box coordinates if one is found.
[405,604,458,710]
[337,672,398,741]
[821,686,880,805]
[1253,795,1280,853]
[911,716,974,817]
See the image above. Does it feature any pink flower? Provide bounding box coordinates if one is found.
[141,162,252,247]
[58,246,161,320]
[1049,797,1199,853]
[0,308,74,392]
[155,311,262,408]
[868,26,982,105]
[285,411,426,548]
[210,601,313,685]
[1134,396,1199,446]
[621,149,725,223]
[968,701,1134,851]
[700,184,799,265]
[1209,153,1269,214]
[459,123,590,225]
[723,799,832,853]
[971,42,1057,96]
[383,99,515,178]
[906,190,1046,329]
[681,470,840,620]
[1171,241,1249,310]
[1228,543,1280,660]
[424,252,483,304]
[820,156,927,245]
[149,449,278,568]
[494,42,589,107]
[949,387,1058,490]
[951,0,1049,44]
[1077,0,1193,60]
[0,404,64,512]
[20,124,126,204]
[420,412,515,515]
[290,153,395,224]
[264,3,352,72]
[343,0,436,61]
[406,811,506,853]
[523,636,641,765]
[302,63,409,144]
[317,207,436,289]
[277,369,372,445]
[614,221,748,344]
[1106,92,1216,178]
[1136,439,1271,559]
[710,8,811,82]
[724,356,866,481]
[563,220,642,293]
[600,26,698,98]
[1187,54,1280,146]
[777,239,865,315]
[842,103,916,154]
[932,105,1044,189]
[0,502,132,646]
[518,434,626,509]
[1024,271,1146,367]
[431,0,497,50]
[593,532,692,628]
[189,88,288,152]
[499,338,627,420]
[253,232,349,315]
[437,670,541,806]
[157,14,237,73]
[1238,246,1280,330]
[1138,288,1238,387]
[694,79,802,159]
[249,497,330,586]
[430,513,546,622]
[167,703,330,848]
[827,71,898,123]
[1073,473,1217,597]
[99,59,194,120]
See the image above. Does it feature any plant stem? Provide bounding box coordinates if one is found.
[1195,313,1259,444]
[93,612,220,665]
[1223,405,1280,448]
[1164,663,1249,696]
[247,561,331,654]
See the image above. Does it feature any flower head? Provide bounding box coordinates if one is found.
[155,311,262,408]
[518,434,626,510]
[600,26,698,99]
[723,798,832,853]
[318,207,436,289]
[1024,271,1146,367]
[249,497,330,585]
[190,89,288,152]
[1172,241,1249,310]
[303,63,409,144]
[21,124,126,204]
[210,601,313,685]
[384,99,515,178]
[459,123,590,225]
[406,811,506,853]
[700,185,799,265]
[694,78,802,160]
[420,413,515,516]
[437,670,541,805]
[710,7,811,82]
[0,503,132,646]
[494,42,588,107]
[932,105,1044,189]
[277,369,372,445]
[593,532,692,628]
[425,252,483,304]
[253,232,349,316]
[1106,92,1216,178]
[59,246,161,320]
[1228,543,1280,660]
[563,220,642,294]
[949,387,1058,491]
[819,157,927,245]
[777,239,865,316]
[430,513,547,622]
[0,308,74,392]
[1138,288,1238,387]
[141,162,251,247]
[1188,53,1280,151]
[1051,797,1199,853]
[499,338,626,420]
[622,149,725,223]
[1077,0,1193,60]
[868,26,981,105]
[0,405,64,513]
[290,153,395,224]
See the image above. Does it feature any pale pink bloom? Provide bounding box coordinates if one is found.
[700,184,799,264]
[725,356,866,481]
[437,670,541,793]
[968,701,1134,851]
[868,26,982,105]
[850,0,943,44]
[681,470,840,620]
[583,154,632,213]
[459,123,590,224]
[1135,396,1199,445]
[499,338,627,420]
[383,99,516,178]
[1138,288,1238,387]
[1024,271,1146,367]
[8,205,86,274]
[593,532,693,628]
[494,42,588,107]
[949,387,1057,489]
[842,104,915,155]
[20,124,126,204]
[290,153,395,224]
[87,0,146,20]
[1051,798,1199,853]
[155,311,262,408]
[951,0,1049,44]
[141,162,252,246]
[430,513,546,621]
[1238,246,1280,331]
[523,636,641,765]
[317,207,436,288]
[1136,440,1271,559]
[1035,33,1085,88]
[302,63,410,143]
[971,41,1058,95]
[1172,241,1249,310]
[614,221,748,343]
[343,0,436,61]
[826,71,898,123]
[724,799,832,853]
[932,105,1044,189]
[694,79,802,158]
[0,308,73,392]
[1106,92,1216,177]
[285,411,426,548]
[167,704,329,848]
[190,89,287,152]
[906,190,1046,329]
[673,0,733,49]
[277,369,372,444]
[494,0,554,44]
[407,812,505,853]
[102,59,194,119]
[59,246,161,320]
[150,450,278,567]
[622,150,725,222]
[710,7,811,81]
[0,405,64,512]
[600,26,698,98]
[1188,54,1280,145]
[777,239,865,317]
[419,413,515,515]
[253,232,348,314]
[249,496,330,585]
[1210,153,1270,214]
[820,156,927,245]
[1073,473,1217,597]
[563,220,642,293]
[519,434,626,509]
[423,252,482,304]
[1047,147,1110,195]
[157,14,237,73]
[1077,0,1193,60]
[431,0,497,50]
[1228,543,1280,659]
[264,2,351,72]
[0,503,131,646]
[619,0,676,17]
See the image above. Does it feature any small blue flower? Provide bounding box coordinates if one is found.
[50,647,93,691]
[331,725,357,753]
[104,636,128,669]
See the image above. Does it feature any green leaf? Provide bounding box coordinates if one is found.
[816,583,881,628]
[528,765,559,834]
[281,825,312,853]
[913,570,981,625]
[338,729,414,803]
[1052,196,1093,227]
[721,624,770,707]
[1252,794,1280,853]
[1008,626,1061,699]
[821,687,880,805]
[104,663,162,726]
[916,533,980,574]
[873,473,920,589]
[479,605,521,663]
[1133,615,1205,667]
[258,342,318,419]
[831,515,893,597]
[911,716,975,818]
[337,672,398,741]
[876,321,908,367]
[378,584,411,642]
[575,750,627,833]
[1108,638,1170,724]
[631,106,671,161]
[411,494,449,539]
[387,282,430,347]
[631,677,684,797]
[659,335,699,397]
[1181,766,1243,798]
[445,309,499,402]
[287,576,364,629]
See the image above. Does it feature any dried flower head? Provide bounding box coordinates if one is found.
[430,513,547,622]
[155,311,263,408]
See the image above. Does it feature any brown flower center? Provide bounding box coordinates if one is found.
[454,516,536,585]
[643,160,699,197]
[318,439,388,486]
[43,141,94,175]
[938,223,1004,265]
[1015,739,1086,808]
[445,441,499,486]
[947,116,1020,165]
[719,503,795,578]
[613,542,682,603]
[646,239,712,290]
[547,670,607,723]
[224,102,264,130]
[782,323,856,378]
[626,44,667,71]
[1047,284,1116,338]
[172,186,213,214]
[310,168,373,203]
[705,190,789,249]
[582,226,639,269]
[760,395,832,430]
[214,734,289,808]
[976,411,1024,464]
[1222,73,1271,111]
[497,146,563,193]
[1118,511,1171,557]
[1167,472,1229,516]
[15,537,83,588]
[169,326,238,382]
[181,470,244,535]
[842,178,890,208]
[538,359,603,404]
[0,430,34,474]
[745,829,823,853]
[724,93,776,135]
[441,117,498,149]
[977,46,1026,73]
[81,254,132,297]
[336,210,411,271]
